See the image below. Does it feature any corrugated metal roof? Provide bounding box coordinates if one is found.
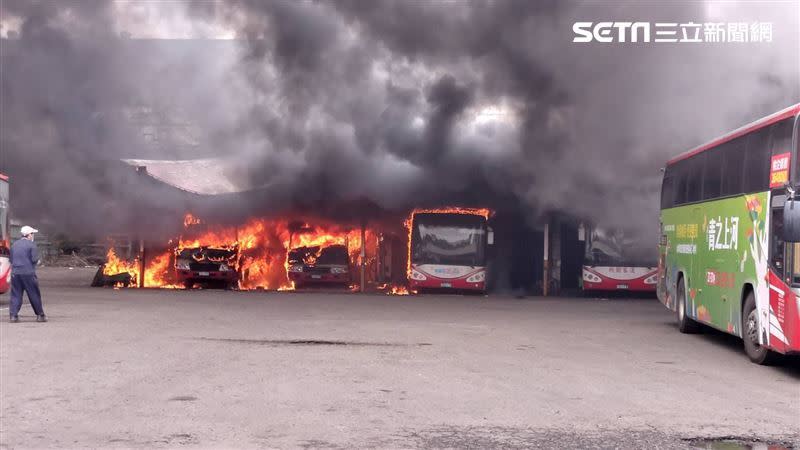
[120,158,249,195]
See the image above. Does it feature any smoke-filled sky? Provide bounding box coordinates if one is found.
[0,0,798,239]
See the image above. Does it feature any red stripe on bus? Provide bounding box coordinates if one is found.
[667,103,800,166]
[0,173,8,181]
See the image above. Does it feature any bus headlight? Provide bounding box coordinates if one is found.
[176,260,191,271]
[466,271,485,283]
[644,274,658,284]
[410,269,427,281]
[219,263,231,272]
[582,270,601,283]
[331,267,348,274]
[288,264,304,273]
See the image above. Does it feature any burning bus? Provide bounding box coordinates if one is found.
[98,214,374,291]
[287,244,352,288]
[286,223,366,289]
[174,246,238,289]
[173,215,239,289]
[407,208,493,293]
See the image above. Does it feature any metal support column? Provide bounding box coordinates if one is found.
[138,239,145,288]
[360,220,366,292]
[543,221,549,297]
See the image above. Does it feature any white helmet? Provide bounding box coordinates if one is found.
[20,225,38,236]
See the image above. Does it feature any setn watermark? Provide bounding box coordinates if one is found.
[573,21,773,43]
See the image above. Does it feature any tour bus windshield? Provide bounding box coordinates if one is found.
[411,213,486,266]
[585,227,656,267]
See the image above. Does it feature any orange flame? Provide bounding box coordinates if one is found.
[104,213,377,291]
[387,285,411,296]
[183,213,201,227]
[102,248,139,285]
[144,252,181,288]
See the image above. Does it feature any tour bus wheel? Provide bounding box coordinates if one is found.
[676,277,700,334]
[742,292,780,365]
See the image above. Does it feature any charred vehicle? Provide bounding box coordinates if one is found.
[175,246,238,289]
[287,244,351,288]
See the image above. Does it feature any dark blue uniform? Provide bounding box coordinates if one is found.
[9,238,45,319]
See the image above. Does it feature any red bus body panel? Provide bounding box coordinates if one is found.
[582,266,657,293]
[0,174,8,294]
[175,268,237,285]
[408,264,486,292]
[288,270,350,285]
[767,270,800,354]
[0,260,10,294]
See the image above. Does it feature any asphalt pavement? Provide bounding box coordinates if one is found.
[0,268,798,449]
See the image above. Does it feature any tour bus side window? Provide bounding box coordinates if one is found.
[673,160,688,206]
[742,130,769,193]
[770,118,793,162]
[721,137,746,196]
[661,171,674,209]
[686,152,704,203]
[703,147,723,200]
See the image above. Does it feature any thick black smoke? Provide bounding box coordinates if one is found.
[1,0,798,242]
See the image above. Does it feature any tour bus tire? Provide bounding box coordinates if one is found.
[676,276,700,334]
[742,292,780,365]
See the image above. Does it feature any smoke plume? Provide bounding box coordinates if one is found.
[1,0,798,242]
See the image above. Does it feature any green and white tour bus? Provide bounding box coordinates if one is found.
[658,103,800,364]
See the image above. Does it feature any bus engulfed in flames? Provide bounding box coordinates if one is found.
[101,214,376,290]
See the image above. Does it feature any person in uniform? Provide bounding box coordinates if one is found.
[9,225,46,323]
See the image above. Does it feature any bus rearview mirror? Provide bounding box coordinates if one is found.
[783,199,800,242]
[487,230,494,245]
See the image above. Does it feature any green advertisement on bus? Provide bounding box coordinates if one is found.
[658,103,800,365]
[660,192,768,337]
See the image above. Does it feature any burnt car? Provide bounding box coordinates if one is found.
[175,246,238,289]
[287,244,351,288]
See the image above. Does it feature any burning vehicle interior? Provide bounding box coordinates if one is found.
[175,246,238,289]
[287,244,351,288]
[95,214,383,291]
